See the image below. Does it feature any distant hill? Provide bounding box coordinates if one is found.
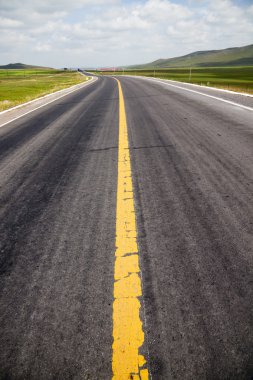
[0,63,53,69]
[128,44,253,69]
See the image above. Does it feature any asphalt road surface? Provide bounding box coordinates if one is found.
[0,75,252,380]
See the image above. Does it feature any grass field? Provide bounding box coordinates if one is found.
[0,70,89,111]
[98,67,253,94]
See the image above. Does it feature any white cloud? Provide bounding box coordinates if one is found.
[0,17,23,28]
[35,43,52,52]
[0,0,252,67]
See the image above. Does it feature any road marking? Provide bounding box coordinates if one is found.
[0,77,97,129]
[112,78,149,380]
[129,76,253,112]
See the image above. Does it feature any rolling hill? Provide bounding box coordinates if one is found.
[0,63,53,70]
[128,44,253,69]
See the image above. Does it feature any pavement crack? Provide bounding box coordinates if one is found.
[88,146,117,152]
[130,144,173,150]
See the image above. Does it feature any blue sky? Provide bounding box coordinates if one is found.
[0,0,252,67]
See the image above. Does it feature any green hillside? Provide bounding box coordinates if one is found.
[129,44,253,69]
[0,63,52,70]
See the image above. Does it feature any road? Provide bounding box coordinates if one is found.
[0,75,252,380]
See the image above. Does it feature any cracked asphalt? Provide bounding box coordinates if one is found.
[0,75,252,379]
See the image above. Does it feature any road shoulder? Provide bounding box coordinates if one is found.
[0,76,97,128]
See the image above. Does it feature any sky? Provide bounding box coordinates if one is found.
[0,0,253,68]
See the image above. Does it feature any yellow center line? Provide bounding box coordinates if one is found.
[112,78,149,380]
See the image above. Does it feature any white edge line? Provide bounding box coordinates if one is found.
[0,74,93,115]
[0,76,97,128]
[165,79,253,98]
[122,74,253,98]
[129,75,253,112]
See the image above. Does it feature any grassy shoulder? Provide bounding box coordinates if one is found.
[0,70,90,111]
[97,67,253,95]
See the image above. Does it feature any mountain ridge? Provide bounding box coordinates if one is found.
[127,44,253,69]
[0,63,53,69]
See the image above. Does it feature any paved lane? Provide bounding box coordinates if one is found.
[0,74,253,379]
[0,77,118,379]
[121,77,253,379]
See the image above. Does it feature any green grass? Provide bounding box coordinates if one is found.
[98,66,253,94]
[0,70,89,111]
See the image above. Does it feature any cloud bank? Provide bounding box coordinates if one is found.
[0,0,252,67]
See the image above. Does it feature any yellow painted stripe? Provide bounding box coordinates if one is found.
[112,78,149,380]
